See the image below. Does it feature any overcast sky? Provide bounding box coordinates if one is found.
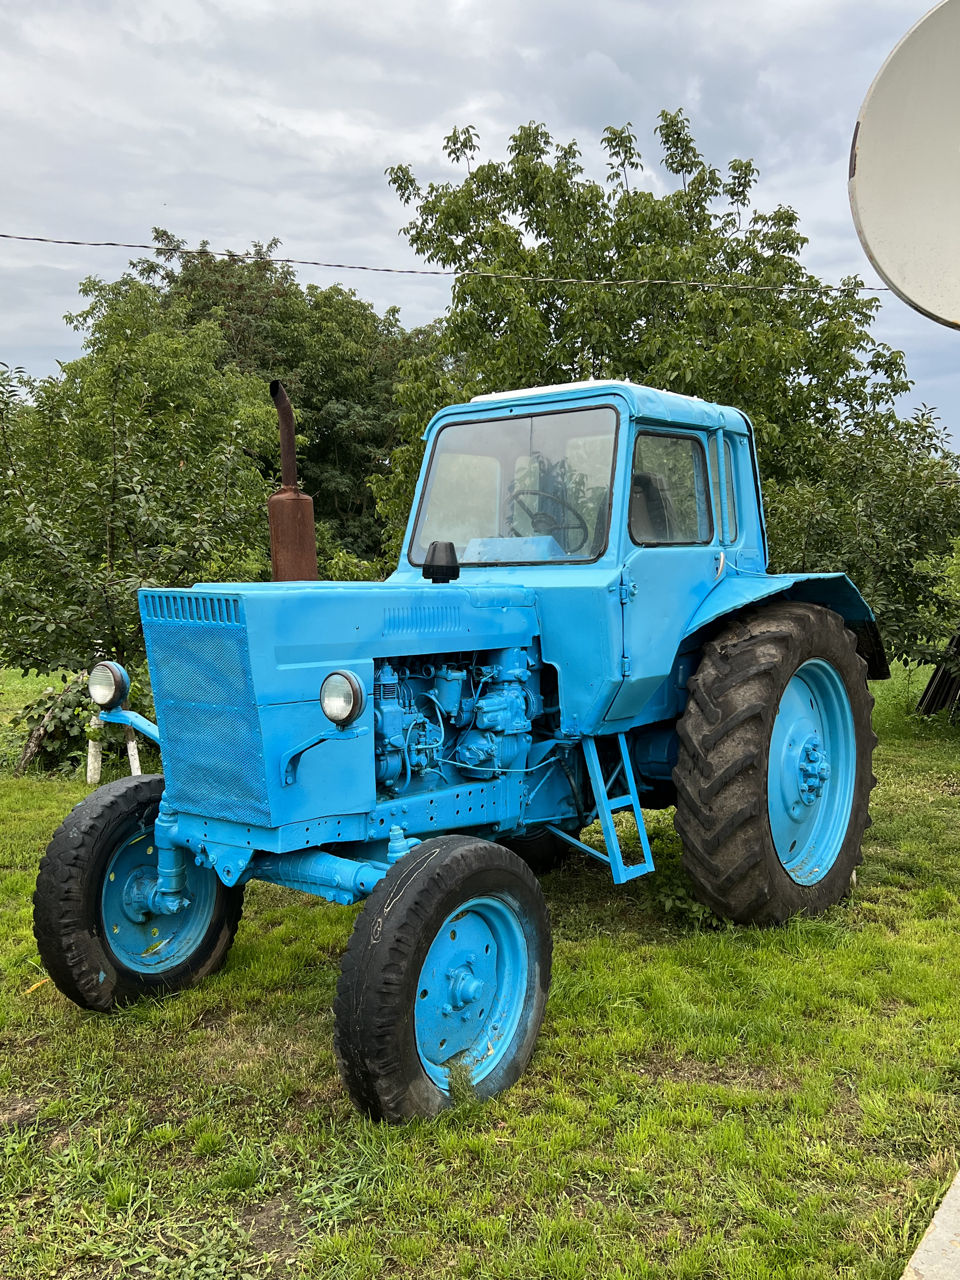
[1,0,956,434]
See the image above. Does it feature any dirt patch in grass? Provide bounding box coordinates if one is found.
[0,1094,44,1129]
[239,1194,304,1265]
[632,1053,793,1093]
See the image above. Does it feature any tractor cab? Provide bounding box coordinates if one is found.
[394,380,771,733]
[403,379,767,575]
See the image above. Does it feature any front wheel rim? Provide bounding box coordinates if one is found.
[767,659,856,885]
[100,828,218,973]
[414,895,529,1092]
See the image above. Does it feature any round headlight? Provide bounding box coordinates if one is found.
[320,671,364,726]
[88,661,130,710]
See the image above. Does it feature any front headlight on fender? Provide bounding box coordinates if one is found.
[88,661,130,711]
[320,671,364,726]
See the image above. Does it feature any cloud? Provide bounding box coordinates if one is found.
[0,0,952,432]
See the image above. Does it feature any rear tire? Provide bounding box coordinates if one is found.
[501,827,570,874]
[334,836,551,1122]
[673,604,876,924]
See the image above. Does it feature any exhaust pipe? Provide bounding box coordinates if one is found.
[268,380,319,582]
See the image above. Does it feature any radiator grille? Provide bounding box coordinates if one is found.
[142,593,270,825]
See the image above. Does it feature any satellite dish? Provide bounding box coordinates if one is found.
[849,0,960,329]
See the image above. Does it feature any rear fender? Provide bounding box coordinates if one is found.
[682,571,890,679]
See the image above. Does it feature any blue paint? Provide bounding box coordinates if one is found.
[682,569,877,639]
[100,828,217,973]
[545,734,655,881]
[251,849,390,903]
[414,894,529,1091]
[99,707,160,746]
[767,659,856,884]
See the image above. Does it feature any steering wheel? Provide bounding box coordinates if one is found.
[506,489,589,554]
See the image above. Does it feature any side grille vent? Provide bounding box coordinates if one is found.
[383,604,461,635]
[141,592,242,625]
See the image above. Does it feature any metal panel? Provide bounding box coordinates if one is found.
[142,593,271,826]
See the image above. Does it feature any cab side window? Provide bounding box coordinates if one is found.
[629,432,713,545]
[708,435,739,542]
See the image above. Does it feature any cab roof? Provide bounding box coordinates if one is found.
[434,378,750,434]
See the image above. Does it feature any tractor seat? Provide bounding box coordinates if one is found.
[630,471,671,542]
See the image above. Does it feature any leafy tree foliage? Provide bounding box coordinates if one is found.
[0,283,271,675]
[136,232,432,559]
[768,407,960,662]
[0,232,431,684]
[382,114,960,661]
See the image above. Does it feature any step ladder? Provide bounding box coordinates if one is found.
[545,733,656,884]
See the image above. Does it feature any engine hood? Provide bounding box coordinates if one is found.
[141,579,538,707]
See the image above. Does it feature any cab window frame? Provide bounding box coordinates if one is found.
[628,429,714,548]
[407,403,622,568]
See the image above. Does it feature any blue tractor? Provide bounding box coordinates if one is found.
[34,379,887,1121]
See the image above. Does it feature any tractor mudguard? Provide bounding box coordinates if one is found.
[682,570,890,680]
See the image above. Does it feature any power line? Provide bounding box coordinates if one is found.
[0,230,892,295]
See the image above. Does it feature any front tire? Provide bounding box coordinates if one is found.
[34,775,244,1011]
[334,837,552,1122]
[673,604,876,924]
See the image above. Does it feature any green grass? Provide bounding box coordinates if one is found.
[1,666,959,1278]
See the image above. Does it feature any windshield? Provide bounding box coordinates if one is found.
[410,406,618,565]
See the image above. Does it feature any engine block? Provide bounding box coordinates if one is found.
[373,647,540,792]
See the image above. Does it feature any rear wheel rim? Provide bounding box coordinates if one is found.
[414,895,529,1092]
[767,659,856,885]
[100,828,218,973]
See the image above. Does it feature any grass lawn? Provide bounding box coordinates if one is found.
[1,667,959,1278]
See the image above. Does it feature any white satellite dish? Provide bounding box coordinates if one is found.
[849,0,960,329]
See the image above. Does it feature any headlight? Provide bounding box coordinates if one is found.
[88,661,130,711]
[320,671,364,726]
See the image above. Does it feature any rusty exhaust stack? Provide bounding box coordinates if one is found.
[268,380,319,581]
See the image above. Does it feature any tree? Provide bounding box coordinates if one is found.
[0,279,272,675]
[380,114,960,661]
[0,232,438,681]
[135,231,433,560]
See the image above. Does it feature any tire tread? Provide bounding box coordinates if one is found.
[33,775,243,1011]
[334,837,551,1123]
[673,604,876,924]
